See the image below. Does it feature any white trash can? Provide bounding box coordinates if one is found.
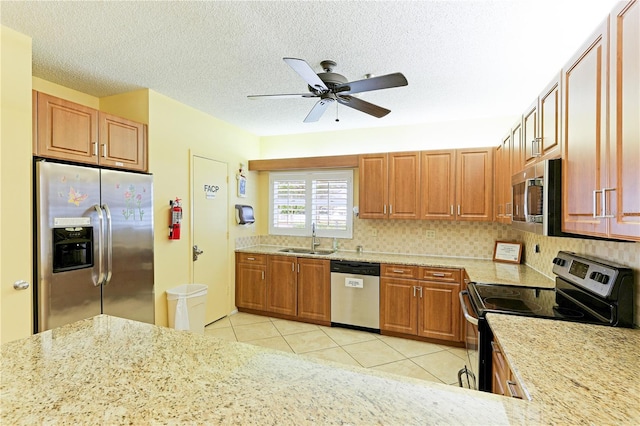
[166,284,208,334]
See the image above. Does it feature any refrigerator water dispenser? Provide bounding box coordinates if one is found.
[52,227,93,272]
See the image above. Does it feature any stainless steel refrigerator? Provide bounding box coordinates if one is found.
[34,160,154,332]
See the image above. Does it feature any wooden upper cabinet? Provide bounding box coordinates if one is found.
[359,152,419,219]
[420,150,456,220]
[608,0,640,241]
[456,148,494,221]
[99,113,147,172]
[562,18,609,237]
[495,133,512,223]
[388,152,420,219]
[538,74,562,160]
[522,73,562,168]
[522,100,538,168]
[34,92,148,172]
[36,92,99,164]
[359,153,388,219]
[510,121,524,174]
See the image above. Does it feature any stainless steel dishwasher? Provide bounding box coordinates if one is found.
[330,260,380,331]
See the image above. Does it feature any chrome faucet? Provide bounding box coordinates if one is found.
[311,222,320,251]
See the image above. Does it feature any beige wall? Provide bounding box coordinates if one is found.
[0,27,33,343]
[147,90,260,326]
[1,25,261,341]
[258,115,516,159]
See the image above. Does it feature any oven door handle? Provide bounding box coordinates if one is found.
[459,290,479,325]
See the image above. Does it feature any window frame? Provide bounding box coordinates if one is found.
[268,169,354,238]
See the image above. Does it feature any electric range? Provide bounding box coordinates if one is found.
[459,251,634,392]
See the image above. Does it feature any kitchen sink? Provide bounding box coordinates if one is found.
[279,248,335,255]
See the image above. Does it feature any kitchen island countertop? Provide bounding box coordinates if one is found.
[487,313,640,425]
[236,245,555,288]
[1,315,537,425]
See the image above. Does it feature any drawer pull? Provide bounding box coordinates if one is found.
[431,273,446,277]
[247,257,256,261]
[392,269,405,273]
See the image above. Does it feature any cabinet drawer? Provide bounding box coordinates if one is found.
[381,264,418,278]
[418,267,461,283]
[236,253,267,265]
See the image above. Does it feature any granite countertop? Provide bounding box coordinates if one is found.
[1,315,539,425]
[487,314,640,425]
[236,245,555,288]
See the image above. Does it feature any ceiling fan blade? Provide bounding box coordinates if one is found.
[304,98,335,122]
[284,57,329,92]
[336,95,390,118]
[335,72,408,95]
[248,93,316,99]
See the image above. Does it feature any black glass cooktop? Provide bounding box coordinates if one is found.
[469,283,588,321]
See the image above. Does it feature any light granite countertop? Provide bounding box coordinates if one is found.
[1,315,539,425]
[487,314,640,425]
[236,245,555,288]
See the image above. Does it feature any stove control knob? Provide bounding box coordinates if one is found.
[589,272,610,284]
[552,257,566,266]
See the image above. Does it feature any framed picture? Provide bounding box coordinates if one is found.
[493,241,523,264]
[237,174,246,198]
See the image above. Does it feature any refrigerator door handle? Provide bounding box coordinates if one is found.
[102,203,113,286]
[93,204,105,287]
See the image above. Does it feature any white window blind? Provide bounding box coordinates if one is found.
[269,170,353,238]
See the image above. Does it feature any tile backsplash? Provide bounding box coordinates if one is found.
[235,220,639,326]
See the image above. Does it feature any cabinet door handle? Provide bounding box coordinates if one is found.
[92,142,98,156]
[593,190,602,218]
[418,286,423,298]
[413,286,417,297]
[389,204,393,215]
[261,271,265,280]
[297,263,300,273]
[383,205,387,215]
[101,144,106,158]
[450,205,454,215]
[457,205,461,216]
[533,137,543,157]
[292,263,295,272]
[602,188,615,218]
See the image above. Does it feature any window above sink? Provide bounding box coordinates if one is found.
[268,170,353,239]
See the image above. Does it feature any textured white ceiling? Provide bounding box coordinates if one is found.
[0,0,620,136]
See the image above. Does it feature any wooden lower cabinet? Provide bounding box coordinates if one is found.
[297,257,331,322]
[235,253,267,311]
[236,253,330,324]
[491,338,524,399]
[266,255,297,316]
[380,265,462,343]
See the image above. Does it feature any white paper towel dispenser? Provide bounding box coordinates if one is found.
[235,204,255,225]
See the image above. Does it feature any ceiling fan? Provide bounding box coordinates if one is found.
[248,58,408,123]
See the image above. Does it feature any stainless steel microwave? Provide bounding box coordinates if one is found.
[511,158,564,236]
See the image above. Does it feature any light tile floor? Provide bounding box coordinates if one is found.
[205,312,469,386]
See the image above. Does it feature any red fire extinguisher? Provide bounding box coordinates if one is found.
[169,197,182,240]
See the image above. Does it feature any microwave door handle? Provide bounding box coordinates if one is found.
[92,204,105,287]
[459,290,478,325]
[102,204,113,286]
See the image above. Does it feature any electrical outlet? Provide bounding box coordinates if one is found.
[371,229,378,237]
[425,230,436,239]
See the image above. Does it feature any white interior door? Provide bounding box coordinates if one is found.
[192,155,229,324]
